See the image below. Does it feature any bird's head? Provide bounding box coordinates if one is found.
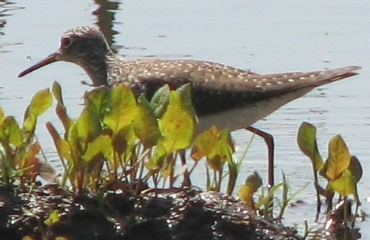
[18,26,112,86]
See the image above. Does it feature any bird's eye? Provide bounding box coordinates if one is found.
[61,37,72,49]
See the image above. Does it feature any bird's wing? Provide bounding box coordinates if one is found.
[113,59,360,116]
[118,59,360,94]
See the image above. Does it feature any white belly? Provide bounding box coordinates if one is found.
[196,87,313,133]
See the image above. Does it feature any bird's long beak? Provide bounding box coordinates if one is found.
[18,52,61,78]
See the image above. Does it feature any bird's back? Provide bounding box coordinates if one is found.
[109,58,360,118]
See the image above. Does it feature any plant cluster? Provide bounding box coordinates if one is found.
[0,82,364,239]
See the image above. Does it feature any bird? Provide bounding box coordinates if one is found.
[18,26,361,187]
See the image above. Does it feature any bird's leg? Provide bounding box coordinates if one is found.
[246,126,275,188]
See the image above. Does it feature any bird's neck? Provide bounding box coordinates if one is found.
[80,50,116,87]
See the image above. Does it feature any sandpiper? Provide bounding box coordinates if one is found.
[18,26,361,186]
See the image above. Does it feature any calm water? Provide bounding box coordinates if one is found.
[1,0,369,237]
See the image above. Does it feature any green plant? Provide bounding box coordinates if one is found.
[191,126,238,193]
[0,89,55,186]
[297,122,362,226]
[46,82,198,193]
[238,171,305,219]
[45,81,253,195]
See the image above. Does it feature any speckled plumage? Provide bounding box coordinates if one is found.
[18,26,361,132]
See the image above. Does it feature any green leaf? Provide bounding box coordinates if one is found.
[23,88,53,132]
[133,94,161,147]
[67,123,79,160]
[176,83,196,116]
[46,122,73,162]
[145,143,167,170]
[297,122,324,171]
[330,169,356,197]
[255,182,284,209]
[57,139,73,162]
[110,125,137,163]
[103,85,137,133]
[219,128,235,153]
[76,97,101,142]
[55,104,73,133]
[191,126,219,161]
[207,154,225,171]
[191,126,234,171]
[158,90,195,152]
[52,82,73,132]
[227,158,238,195]
[150,84,170,117]
[111,131,127,156]
[208,141,233,171]
[118,124,137,147]
[0,107,4,122]
[323,134,351,181]
[2,116,22,147]
[85,86,110,117]
[52,81,64,105]
[348,156,362,183]
[28,88,53,116]
[44,210,60,226]
[83,135,112,162]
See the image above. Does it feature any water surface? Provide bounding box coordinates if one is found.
[0,0,369,236]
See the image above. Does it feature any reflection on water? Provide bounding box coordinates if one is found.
[0,1,22,54]
[0,1,21,37]
[92,0,121,53]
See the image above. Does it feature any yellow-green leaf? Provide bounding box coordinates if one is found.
[103,85,137,133]
[297,122,324,171]
[27,88,53,117]
[191,126,219,161]
[348,156,362,183]
[67,123,79,159]
[56,138,73,162]
[52,81,64,105]
[226,156,238,195]
[2,116,22,147]
[158,91,195,152]
[145,143,167,170]
[44,210,61,226]
[23,88,52,132]
[207,154,224,171]
[85,86,110,116]
[23,112,36,134]
[46,122,73,162]
[55,104,73,133]
[83,135,112,162]
[239,172,263,206]
[324,134,351,181]
[255,182,284,209]
[208,140,233,171]
[330,169,356,197]
[219,128,235,153]
[133,94,160,147]
[76,98,101,142]
[0,107,4,122]
[119,124,138,147]
[52,82,73,131]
